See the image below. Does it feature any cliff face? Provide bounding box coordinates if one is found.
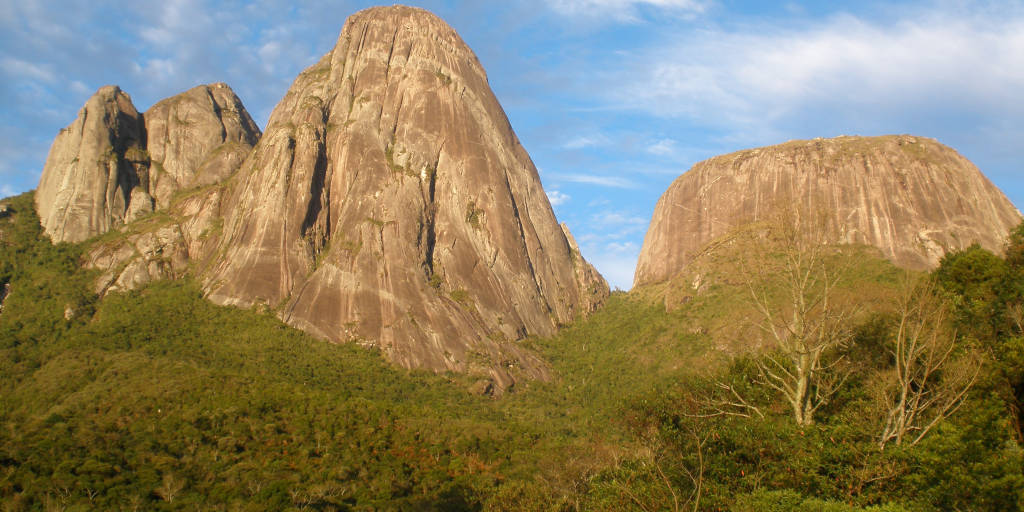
[28,83,255,294]
[635,135,1023,287]
[144,83,261,207]
[202,6,607,390]
[35,83,260,244]
[33,6,605,390]
[87,186,228,295]
[83,83,259,295]
[35,86,149,243]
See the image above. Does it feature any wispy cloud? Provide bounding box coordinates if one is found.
[591,211,646,226]
[562,134,609,149]
[611,8,1024,137]
[573,205,649,288]
[551,173,639,188]
[585,211,648,242]
[1,57,55,83]
[133,58,176,83]
[547,189,571,206]
[548,0,709,22]
[646,138,677,156]
[578,240,640,290]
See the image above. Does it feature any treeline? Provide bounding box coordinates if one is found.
[2,189,1024,511]
[0,192,517,510]
[590,221,1024,511]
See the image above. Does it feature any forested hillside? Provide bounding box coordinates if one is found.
[2,191,1023,510]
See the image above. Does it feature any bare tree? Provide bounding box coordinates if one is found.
[155,473,185,503]
[877,276,981,450]
[743,210,854,427]
[685,381,764,420]
[617,420,710,512]
[1009,302,1024,334]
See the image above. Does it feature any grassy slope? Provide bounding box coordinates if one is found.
[0,191,941,511]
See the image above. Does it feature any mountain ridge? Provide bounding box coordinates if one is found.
[31,5,608,393]
[635,134,1023,288]
[202,6,608,391]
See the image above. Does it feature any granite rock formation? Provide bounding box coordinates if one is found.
[82,83,259,294]
[35,86,149,243]
[87,186,228,295]
[144,83,261,207]
[204,6,608,390]
[635,135,1023,287]
[35,83,259,244]
[34,6,606,391]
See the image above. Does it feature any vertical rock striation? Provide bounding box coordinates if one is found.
[144,83,261,207]
[33,7,605,390]
[36,86,149,242]
[205,6,608,390]
[635,135,1023,287]
[35,83,260,244]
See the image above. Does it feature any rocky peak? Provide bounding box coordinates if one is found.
[204,5,608,391]
[144,83,261,207]
[35,82,260,244]
[36,85,149,242]
[634,135,1023,288]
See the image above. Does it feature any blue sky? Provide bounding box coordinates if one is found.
[2,0,1022,289]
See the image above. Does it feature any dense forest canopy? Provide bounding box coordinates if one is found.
[2,191,1023,510]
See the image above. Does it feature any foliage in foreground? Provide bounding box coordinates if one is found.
[1,191,1023,511]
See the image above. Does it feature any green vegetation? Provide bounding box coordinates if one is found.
[449,289,472,306]
[335,236,362,259]
[299,62,332,83]
[124,147,150,163]
[300,95,325,112]
[435,70,453,87]
[384,141,417,178]
[428,272,443,290]
[1,191,1022,510]
[465,201,483,230]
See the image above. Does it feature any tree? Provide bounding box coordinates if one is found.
[1004,221,1024,271]
[935,234,1024,440]
[154,473,185,503]
[877,275,980,450]
[742,210,854,427]
[933,244,1008,343]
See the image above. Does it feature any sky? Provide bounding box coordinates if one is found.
[2,0,1022,289]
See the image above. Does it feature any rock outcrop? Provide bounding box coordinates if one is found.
[635,135,1023,287]
[36,86,149,243]
[35,83,260,244]
[82,83,260,293]
[88,186,227,295]
[204,6,608,390]
[144,83,261,207]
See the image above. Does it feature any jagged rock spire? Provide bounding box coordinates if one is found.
[36,85,149,242]
[36,83,260,243]
[205,6,608,390]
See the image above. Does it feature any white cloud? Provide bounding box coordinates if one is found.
[1,57,55,83]
[133,58,176,82]
[591,211,646,226]
[563,135,604,149]
[549,0,709,22]
[613,8,1024,134]
[547,189,571,206]
[606,241,638,253]
[1,184,17,198]
[69,80,91,96]
[551,173,638,188]
[578,240,640,290]
[646,138,677,156]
